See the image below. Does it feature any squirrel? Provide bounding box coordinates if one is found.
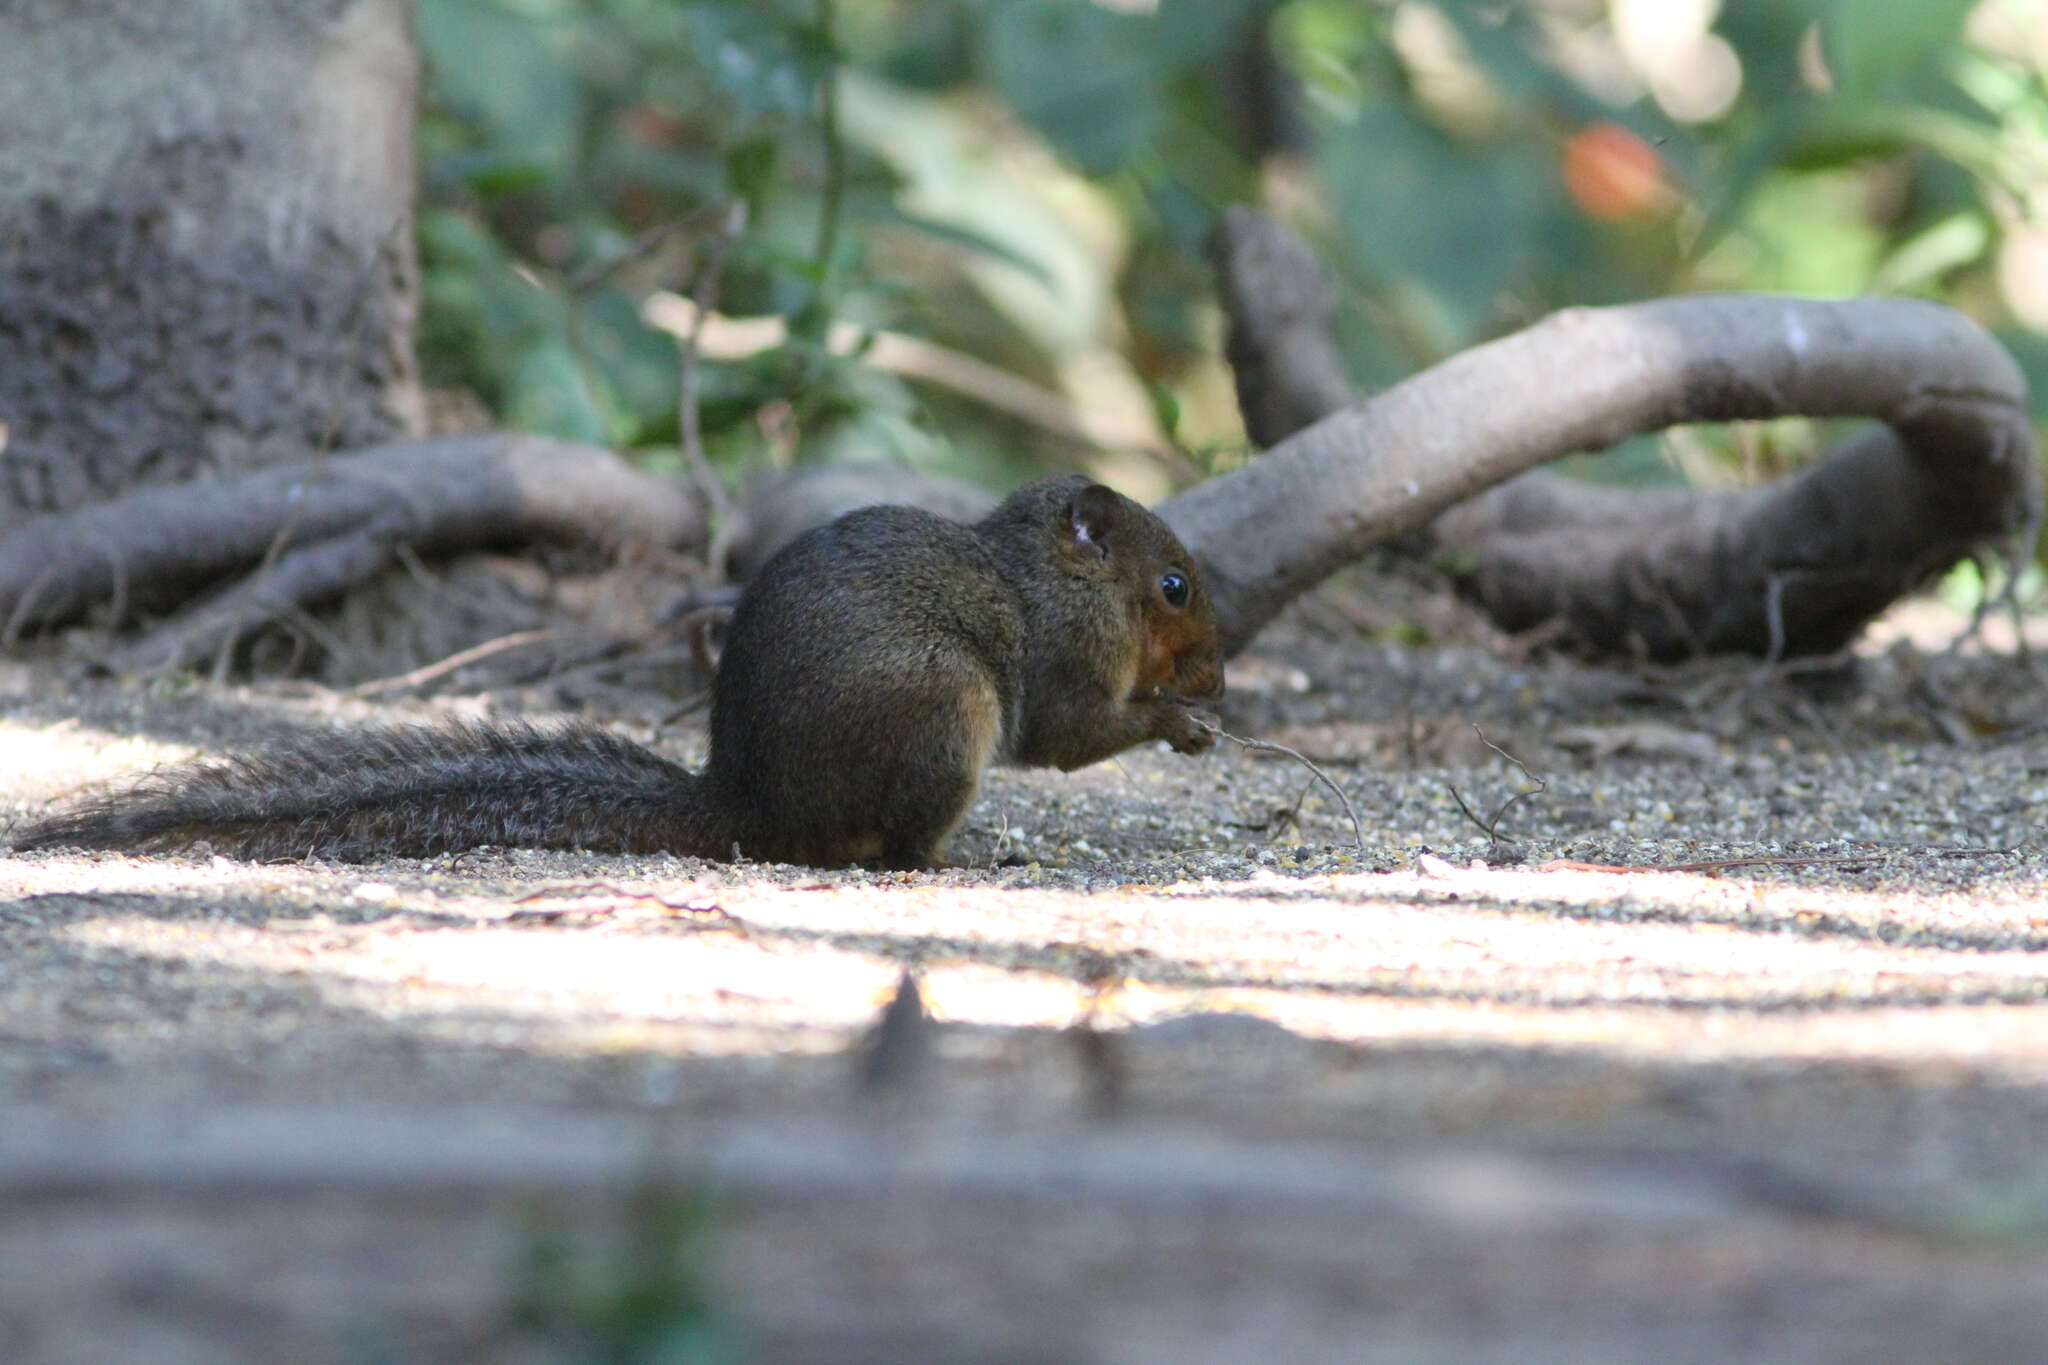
[11,476,1224,869]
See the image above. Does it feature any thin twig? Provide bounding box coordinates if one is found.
[1197,719,1365,850]
[1,563,59,647]
[658,691,713,727]
[509,882,741,928]
[1446,786,1499,842]
[566,207,734,296]
[1474,725,1539,786]
[639,295,1203,481]
[988,808,1013,869]
[1224,783,1313,840]
[345,628,556,698]
[1533,850,2005,875]
[677,202,748,563]
[679,605,728,678]
[2003,521,2040,674]
[812,0,844,290]
[102,541,131,632]
[1933,548,2002,664]
[1906,665,1970,746]
[558,201,746,546]
[219,493,325,678]
[1941,527,2040,673]
[1762,571,1789,665]
[1448,725,1547,852]
[1540,855,1916,875]
[1630,557,1704,660]
[261,597,355,679]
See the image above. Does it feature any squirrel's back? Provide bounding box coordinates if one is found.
[704,502,1025,866]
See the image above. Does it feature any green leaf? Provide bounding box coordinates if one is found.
[430,150,552,198]
[418,207,570,400]
[507,339,611,445]
[1823,0,1977,95]
[1797,105,2008,184]
[575,289,687,443]
[1316,101,1541,349]
[974,0,1255,175]
[1717,0,1827,103]
[1702,169,1884,296]
[683,2,822,119]
[835,69,1115,351]
[869,204,1057,288]
[1436,1,1604,118]
[1993,328,2048,424]
[980,3,1163,175]
[1553,434,1689,489]
[417,0,583,175]
[1868,212,1989,293]
[725,135,781,214]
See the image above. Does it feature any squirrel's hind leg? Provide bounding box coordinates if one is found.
[872,674,1006,870]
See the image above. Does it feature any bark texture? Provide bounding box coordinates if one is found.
[1184,207,2040,659]
[0,436,704,673]
[0,0,425,530]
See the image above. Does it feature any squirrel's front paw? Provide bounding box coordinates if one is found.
[1157,705,1218,756]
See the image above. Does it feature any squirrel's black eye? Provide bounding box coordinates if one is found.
[1160,572,1189,608]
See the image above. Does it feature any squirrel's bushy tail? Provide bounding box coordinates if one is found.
[11,722,735,862]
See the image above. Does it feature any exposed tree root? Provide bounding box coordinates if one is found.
[1196,207,2041,660]
[0,434,704,672]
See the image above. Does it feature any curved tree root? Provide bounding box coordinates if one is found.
[0,433,704,673]
[1189,206,2041,659]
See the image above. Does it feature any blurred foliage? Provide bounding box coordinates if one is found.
[415,0,2048,497]
[504,1181,741,1363]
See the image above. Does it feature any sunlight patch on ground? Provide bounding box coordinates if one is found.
[921,963,1092,1029]
[0,718,192,805]
[59,913,901,1057]
[4,859,301,899]
[33,852,2048,1079]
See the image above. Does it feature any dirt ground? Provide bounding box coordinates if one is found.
[5,582,2048,1363]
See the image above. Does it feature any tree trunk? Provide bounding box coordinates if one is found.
[0,0,709,674]
[0,0,426,532]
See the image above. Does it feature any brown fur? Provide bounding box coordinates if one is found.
[13,477,1223,869]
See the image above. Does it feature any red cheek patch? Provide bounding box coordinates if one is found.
[1138,613,1217,698]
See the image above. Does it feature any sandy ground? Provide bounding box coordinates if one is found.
[5,591,2048,1362]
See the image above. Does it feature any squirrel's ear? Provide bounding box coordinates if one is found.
[1064,484,1122,559]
